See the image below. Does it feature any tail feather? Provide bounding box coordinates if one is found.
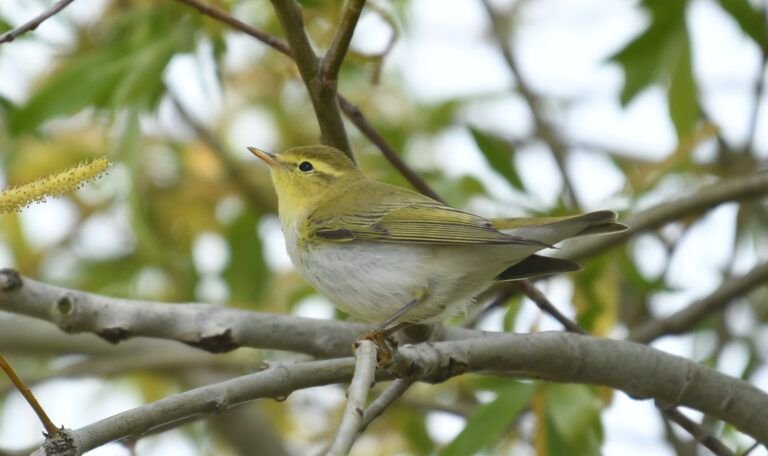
[494,210,628,246]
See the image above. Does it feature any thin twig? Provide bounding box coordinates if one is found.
[173,0,442,200]
[742,441,761,456]
[745,5,768,154]
[337,95,444,202]
[658,402,736,456]
[327,340,378,456]
[0,353,59,435]
[518,280,585,334]
[359,377,416,432]
[321,0,366,84]
[479,0,581,209]
[0,0,76,45]
[173,0,291,56]
[629,262,768,343]
[270,0,352,155]
[166,88,275,210]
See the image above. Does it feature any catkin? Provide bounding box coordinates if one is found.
[0,156,112,214]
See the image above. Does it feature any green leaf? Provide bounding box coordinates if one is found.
[8,8,193,134]
[716,0,767,47]
[541,385,603,456]
[223,211,269,305]
[610,0,699,138]
[441,382,535,456]
[469,127,525,191]
[667,29,698,137]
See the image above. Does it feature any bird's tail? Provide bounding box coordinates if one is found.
[493,210,627,246]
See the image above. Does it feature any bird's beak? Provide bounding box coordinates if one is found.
[247,146,278,167]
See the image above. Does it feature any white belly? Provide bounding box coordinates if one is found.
[285,228,516,323]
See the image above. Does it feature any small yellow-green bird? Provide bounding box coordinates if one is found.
[249,145,626,337]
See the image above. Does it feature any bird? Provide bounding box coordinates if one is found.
[249,144,626,341]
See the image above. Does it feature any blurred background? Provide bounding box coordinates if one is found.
[1,0,767,454]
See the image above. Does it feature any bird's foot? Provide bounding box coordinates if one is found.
[356,329,399,366]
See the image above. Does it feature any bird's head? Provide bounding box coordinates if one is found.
[248,145,363,221]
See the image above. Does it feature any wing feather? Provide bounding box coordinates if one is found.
[308,180,545,246]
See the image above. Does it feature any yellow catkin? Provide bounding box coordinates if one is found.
[0,156,112,214]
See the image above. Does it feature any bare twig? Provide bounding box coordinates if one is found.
[337,95,444,202]
[518,280,585,334]
[327,340,377,456]
[0,353,59,435]
[173,0,442,200]
[479,0,581,209]
[658,402,736,456]
[0,0,76,45]
[321,0,366,84]
[359,377,416,432]
[173,0,291,55]
[270,0,352,155]
[630,262,768,343]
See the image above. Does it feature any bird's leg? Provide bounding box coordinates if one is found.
[358,287,430,365]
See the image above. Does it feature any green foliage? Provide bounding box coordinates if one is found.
[536,384,604,456]
[716,0,767,46]
[469,127,525,191]
[610,0,699,138]
[8,6,194,134]
[441,381,535,456]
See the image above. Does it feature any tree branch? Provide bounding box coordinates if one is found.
[321,0,366,85]
[174,0,442,200]
[327,340,376,456]
[30,332,768,453]
[173,0,291,55]
[0,0,76,45]
[657,402,736,456]
[479,0,581,209]
[0,269,482,359]
[32,357,358,455]
[270,0,352,155]
[558,172,768,261]
[359,377,415,432]
[629,262,768,343]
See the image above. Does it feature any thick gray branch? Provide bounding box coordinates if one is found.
[0,270,481,358]
[32,333,768,453]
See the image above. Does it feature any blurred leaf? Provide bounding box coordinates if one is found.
[469,127,525,191]
[502,294,523,332]
[535,384,603,456]
[224,211,269,305]
[403,409,435,454]
[667,30,697,137]
[8,7,193,134]
[716,0,767,47]
[610,0,699,138]
[441,382,535,456]
[573,257,618,335]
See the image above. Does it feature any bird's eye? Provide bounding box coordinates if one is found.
[298,161,314,172]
